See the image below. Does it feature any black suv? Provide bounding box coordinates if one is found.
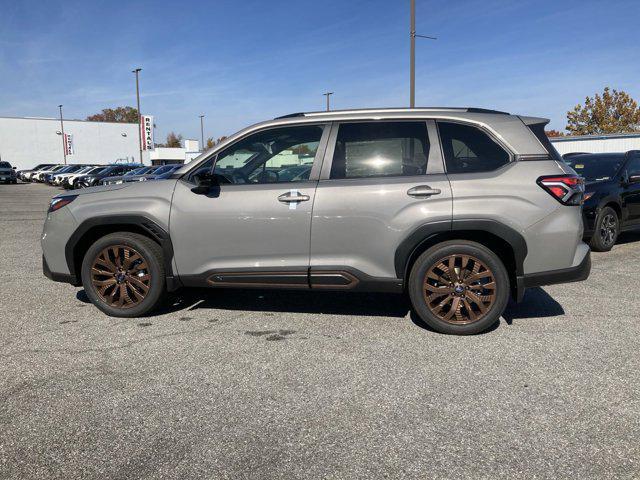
[565,151,640,251]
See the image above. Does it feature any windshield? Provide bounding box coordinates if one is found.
[0,162,11,168]
[125,167,149,176]
[151,165,178,175]
[86,167,106,175]
[565,155,624,182]
[76,166,94,174]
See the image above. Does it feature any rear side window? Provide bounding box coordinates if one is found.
[437,122,510,174]
[330,122,429,179]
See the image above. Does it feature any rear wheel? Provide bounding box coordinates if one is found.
[589,206,618,252]
[81,232,165,317]
[408,240,510,335]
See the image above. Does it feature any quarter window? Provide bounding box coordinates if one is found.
[329,122,429,179]
[438,122,510,174]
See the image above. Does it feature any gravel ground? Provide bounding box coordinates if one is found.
[0,182,638,479]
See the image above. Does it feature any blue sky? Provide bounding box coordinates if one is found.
[1,0,639,141]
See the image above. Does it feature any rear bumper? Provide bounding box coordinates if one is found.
[515,249,591,302]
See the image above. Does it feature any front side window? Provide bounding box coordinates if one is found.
[330,122,429,179]
[203,125,324,184]
[438,122,510,174]
[626,157,640,177]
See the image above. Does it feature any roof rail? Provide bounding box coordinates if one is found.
[274,107,509,120]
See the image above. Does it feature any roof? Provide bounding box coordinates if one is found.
[275,107,510,119]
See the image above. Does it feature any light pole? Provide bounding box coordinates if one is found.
[58,104,67,165]
[323,92,334,111]
[199,115,205,151]
[409,0,436,107]
[132,68,143,164]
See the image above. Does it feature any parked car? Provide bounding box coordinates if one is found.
[49,165,95,186]
[100,166,151,185]
[564,151,640,251]
[63,166,106,189]
[135,164,183,182]
[55,165,97,187]
[0,161,17,184]
[76,165,140,188]
[18,163,55,181]
[42,107,590,335]
[33,165,66,182]
[121,164,179,182]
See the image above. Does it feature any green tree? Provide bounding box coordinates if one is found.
[566,87,640,135]
[86,106,139,123]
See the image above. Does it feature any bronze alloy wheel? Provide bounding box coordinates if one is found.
[90,245,151,308]
[423,254,496,325]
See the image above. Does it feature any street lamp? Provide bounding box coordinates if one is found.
[409,0,437,108]
[58,104,67,165]
[199,115,205,151]
[132,68,143,164]
[323,92,334,111]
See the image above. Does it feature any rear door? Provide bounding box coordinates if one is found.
[309,120,452,285]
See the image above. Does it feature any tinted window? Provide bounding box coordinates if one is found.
[330,122,429,179]
[627,157,640,176]
[210,125,323,184]
[0,162,11,168]
[565,155,624,182]
[438,122,510,174]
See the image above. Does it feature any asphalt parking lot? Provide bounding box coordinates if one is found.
[1,182,638,479]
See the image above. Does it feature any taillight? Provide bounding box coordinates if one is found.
[48,195,77,213]
[537,175,584,205]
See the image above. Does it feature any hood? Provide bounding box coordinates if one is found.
[0,168,13,173]
[56,183,130,198]
[585,178,614,188]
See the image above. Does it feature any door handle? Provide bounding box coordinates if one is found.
[278,192,310,203]
[407,185,441,198]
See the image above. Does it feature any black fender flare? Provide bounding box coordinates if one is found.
[64,215,180,291]
[394,218,528,280]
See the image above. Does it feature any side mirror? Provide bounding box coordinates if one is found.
[12,166,16,170]
[628,172,640,184]
[191,171,218,194]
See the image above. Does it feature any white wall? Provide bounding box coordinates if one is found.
[0,116,139,171]
[551,134,640,155]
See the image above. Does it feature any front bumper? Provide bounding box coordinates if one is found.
[43,255,78,284]
[515,249,591,302]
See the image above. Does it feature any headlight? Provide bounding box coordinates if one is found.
[48,195,78,213]
[583,191,595,202]
[139,177,148,182]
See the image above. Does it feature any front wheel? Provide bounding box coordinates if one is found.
[81,232,166,317]
[589,206,618,252]
[408,240,510,335]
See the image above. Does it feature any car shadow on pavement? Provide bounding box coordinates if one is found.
[502,287,564,325]
[616,230,640,245]
[76,285,564,332]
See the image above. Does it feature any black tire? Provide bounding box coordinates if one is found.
[589,206,618,252]
[408,240,510,335]
[81,232,166,317]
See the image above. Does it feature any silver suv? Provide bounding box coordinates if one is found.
[42,108,590,335]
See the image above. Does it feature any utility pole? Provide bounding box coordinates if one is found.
[199,115,205,151]
[409,0,436,107]
[132,68,143,164]
[323,92,334,111]
[58,104,67,165]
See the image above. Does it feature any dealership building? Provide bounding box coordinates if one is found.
[550,132,640,155]
[0,116,200,171]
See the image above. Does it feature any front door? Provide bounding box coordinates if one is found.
[170,124,329,287]
[622,156,640,224]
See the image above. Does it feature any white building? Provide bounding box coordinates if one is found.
[550,133,640,156]
[0,116,200,170]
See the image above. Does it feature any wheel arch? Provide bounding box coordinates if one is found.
[395,219,527,300]
[65,215,180,291]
